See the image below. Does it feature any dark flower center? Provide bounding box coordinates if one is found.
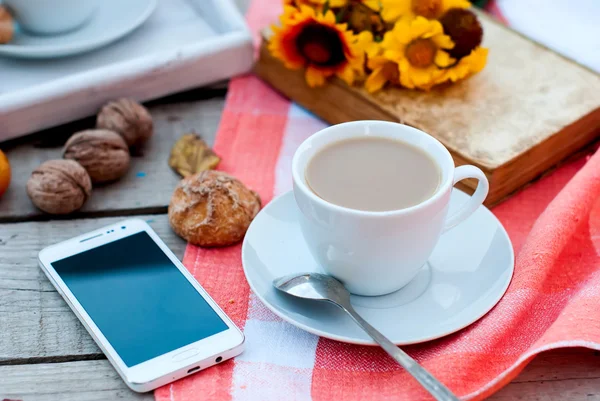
[440,8,483,59]
[343,2,386,35]
[405,38,437,68]
[381,61,400,83]
[412,0,442,19]
[296,22,346,67]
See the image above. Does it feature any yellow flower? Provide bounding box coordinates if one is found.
[442,46,488,82]
[382,17,455,90]
[365,55,400,92]
[269,6,366,87]
[380,0,471,22]
[357,30,381,58]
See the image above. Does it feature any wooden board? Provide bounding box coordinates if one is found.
[0,215,186,363]
[254,13,600,206]
[0,95,224,222]
[0,360,152,401]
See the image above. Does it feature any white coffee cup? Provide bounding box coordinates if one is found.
[3,0,99,35]
[292,121,489,296]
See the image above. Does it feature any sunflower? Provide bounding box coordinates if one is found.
[442,46,488,82]
[270,6,366,87]
[380,0,471,22]
[381,17,455,90]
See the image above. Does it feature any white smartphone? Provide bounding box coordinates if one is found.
[38,218,244,393]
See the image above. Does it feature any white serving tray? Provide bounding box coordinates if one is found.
[0,0,253,142]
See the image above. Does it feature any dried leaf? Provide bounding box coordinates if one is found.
[169,133,220,177]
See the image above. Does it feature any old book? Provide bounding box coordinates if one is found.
[254,13,600,206]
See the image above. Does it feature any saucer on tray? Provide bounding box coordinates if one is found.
[242,190,514,345]
[0,0,157,58]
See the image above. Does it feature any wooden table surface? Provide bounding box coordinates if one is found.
[1,1,599,398]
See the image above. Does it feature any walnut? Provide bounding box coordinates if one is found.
[0,6,13,44]
[27,160,92,214]
[168,170,261,247]
[96,98,153,147]
[63,129,130,183]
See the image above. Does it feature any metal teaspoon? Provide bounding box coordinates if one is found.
[273,272,460,401]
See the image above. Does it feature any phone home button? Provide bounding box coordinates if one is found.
[172,349,200,361]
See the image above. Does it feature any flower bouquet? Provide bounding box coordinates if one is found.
[268,0,488,92]
[255,0,599,207]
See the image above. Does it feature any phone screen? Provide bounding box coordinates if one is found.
[51,231,228,367]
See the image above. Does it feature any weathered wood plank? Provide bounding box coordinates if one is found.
[509,348,600,383]
[491,379,600,400]
[0,360,151,401]
[0,97,225,222]
[0,214,186,363]
[1,351,599,401]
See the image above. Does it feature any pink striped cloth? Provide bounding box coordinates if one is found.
[155,1,600,399]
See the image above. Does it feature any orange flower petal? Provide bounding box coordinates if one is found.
[305,66,327,87]
[365,68,388,93]
[336,66,356,85]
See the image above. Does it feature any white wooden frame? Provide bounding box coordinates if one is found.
[0,0,253,142]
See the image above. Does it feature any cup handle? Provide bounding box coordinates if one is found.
[442,165,489,233]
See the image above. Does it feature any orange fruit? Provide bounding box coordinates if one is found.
[0,149,11,198]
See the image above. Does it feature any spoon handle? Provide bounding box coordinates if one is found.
[343,305,460,401]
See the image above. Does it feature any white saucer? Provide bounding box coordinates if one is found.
[242,190,514,345]
[0,0,157,58]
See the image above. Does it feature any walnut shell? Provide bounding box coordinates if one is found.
[168,170,261,247]
[27,160,92,215]
[0,6,13,44]
[96,98,153,147]
[63,129,130,183]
